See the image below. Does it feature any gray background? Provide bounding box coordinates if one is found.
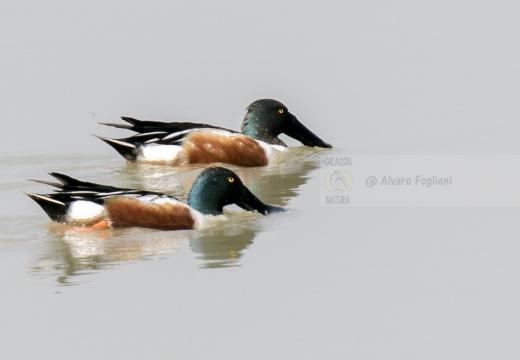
[3,0,519,156]
[1,1,520,359]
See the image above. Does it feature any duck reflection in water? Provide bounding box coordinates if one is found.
[32,213,271,283]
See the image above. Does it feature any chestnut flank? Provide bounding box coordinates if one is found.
[183,133,268,167]
[104,197,195,230]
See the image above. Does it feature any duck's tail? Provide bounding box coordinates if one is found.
[24,192,67,222]
[93,135,139,162]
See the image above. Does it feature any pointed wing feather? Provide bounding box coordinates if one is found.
[30,173,175,204]
[99,127,236,147]
[102,117,238,135]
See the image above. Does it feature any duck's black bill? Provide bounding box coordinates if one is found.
[283,114,332,148]
[236,187,285,215]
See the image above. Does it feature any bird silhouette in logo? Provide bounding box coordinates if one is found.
[327,170,349,193]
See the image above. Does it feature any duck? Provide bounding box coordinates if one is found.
[26,167,284,230]
[96,99,332,167]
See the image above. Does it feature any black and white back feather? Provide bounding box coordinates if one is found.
[101,116,238,145]
[26,172,176,222]
[96,117,240,161]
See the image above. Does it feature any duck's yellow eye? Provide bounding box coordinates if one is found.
[227,177,235,183]
[278,108,284,114]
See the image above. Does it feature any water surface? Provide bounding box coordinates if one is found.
[1,148,321,280]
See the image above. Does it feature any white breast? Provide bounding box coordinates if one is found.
[256,141,287,162]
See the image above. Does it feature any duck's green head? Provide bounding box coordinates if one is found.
[241,99,332,148]
[187,167,285,216]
